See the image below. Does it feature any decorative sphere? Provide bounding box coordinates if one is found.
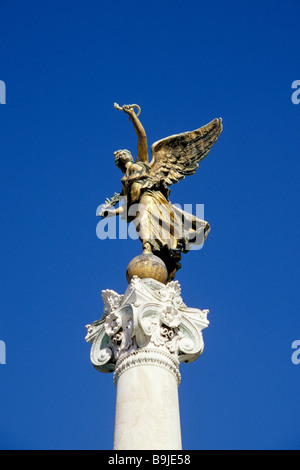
[126,254,168,284]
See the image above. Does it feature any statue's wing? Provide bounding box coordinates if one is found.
[149,118,222,186]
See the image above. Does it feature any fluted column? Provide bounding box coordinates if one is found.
[85,276,209,450]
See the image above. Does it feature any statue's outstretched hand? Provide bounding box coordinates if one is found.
[114,103,141,116]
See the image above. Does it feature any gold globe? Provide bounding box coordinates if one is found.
[126,253,168,284]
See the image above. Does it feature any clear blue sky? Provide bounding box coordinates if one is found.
[0,0,299,450]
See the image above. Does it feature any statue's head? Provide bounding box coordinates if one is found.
[114,149,134,173]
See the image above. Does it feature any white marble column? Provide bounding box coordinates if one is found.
[85,276,209,450]
[114,355,181,450]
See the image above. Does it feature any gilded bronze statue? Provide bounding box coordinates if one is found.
[99,103,222,282]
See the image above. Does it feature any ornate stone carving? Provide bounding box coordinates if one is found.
[85,276,209,384]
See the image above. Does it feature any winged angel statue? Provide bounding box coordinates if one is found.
[99,103,222,281]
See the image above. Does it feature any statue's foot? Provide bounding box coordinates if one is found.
[142,242,152,254]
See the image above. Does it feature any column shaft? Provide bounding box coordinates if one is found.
[113,364,182,450]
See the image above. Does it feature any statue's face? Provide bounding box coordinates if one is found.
[114,150,133,173]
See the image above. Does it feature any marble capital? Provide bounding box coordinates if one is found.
[85,276,209,385]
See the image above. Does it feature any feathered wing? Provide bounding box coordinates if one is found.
[149,118,222,186]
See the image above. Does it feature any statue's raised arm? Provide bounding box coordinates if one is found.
[114,103,149,164]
